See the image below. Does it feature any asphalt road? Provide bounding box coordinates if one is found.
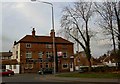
[1,73,120,84]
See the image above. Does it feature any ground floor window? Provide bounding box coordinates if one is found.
[13,65,16,69]
[62,64,68,69]
[2,65,6,69]
[46,63,49,68]
[9,65,12,69]
[24,64,33,69]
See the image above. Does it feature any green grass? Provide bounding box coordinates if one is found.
[56,72,120,78]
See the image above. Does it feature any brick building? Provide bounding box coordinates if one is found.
[0,51,19,73]
[12,28,74,73]
[74,51,103,70]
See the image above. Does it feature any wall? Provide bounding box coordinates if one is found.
[19,42,74,73]
[6,65,20,73]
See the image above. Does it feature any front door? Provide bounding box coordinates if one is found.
[70,62,74,72]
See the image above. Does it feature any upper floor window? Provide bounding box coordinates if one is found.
[26,51,32,59]
[38,52,43,58]
[46,52,52,58]
[63,52,67,58]
[16,51,18,59]
[26,43,31,48]
[46,44,52,49]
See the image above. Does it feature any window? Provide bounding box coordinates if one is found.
[26,51,32,59]
[46,52,52,58]
[9,65,12,69]
[63,52,67,58]
[62,64,68,69]
[29,64,33,69]
[26,43,31,48]
[13,65,16,69]
[38,58,42,62]
[25,64,28,69]
[38,52,43,58]
[46,44,52,48]
[24,64,33,69]
[46,63,49,68]
[2,57,5,60]
[16,51,18,59]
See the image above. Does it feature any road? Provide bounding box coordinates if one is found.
[1,73,120,84]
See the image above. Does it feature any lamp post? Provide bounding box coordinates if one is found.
[31,0,56,74]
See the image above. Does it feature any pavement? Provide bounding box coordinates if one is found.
[37,74,120,83]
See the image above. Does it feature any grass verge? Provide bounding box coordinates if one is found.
[55,72,120,78]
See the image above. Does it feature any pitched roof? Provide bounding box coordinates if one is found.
[16,35,73,44]
[0,52,12,57]
[103,55,117,63]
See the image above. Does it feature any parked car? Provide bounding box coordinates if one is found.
[0,69,14,77]
[38,68,53,74]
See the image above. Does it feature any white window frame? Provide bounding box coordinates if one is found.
[46,44,52,49]
[26,43,31,48]
[38,52,43,58]
[26,52,32,59]
[46,52,52,58]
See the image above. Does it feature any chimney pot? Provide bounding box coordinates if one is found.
[50,29,55,37]
[32,28,36,36]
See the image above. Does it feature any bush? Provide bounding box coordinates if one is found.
[91,66,117,72]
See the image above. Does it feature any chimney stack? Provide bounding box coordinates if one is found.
[50,29,55,37]
[32,28,36,36]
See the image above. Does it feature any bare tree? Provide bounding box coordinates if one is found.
[94,2,117,53]
[113,1,120,68]
[95,1,120,68]
[61,1,94,71]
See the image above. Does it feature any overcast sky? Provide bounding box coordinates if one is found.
[1,0,117,58]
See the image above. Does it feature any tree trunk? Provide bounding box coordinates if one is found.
[114,4,120,50]
[88,58,92,71]
[86,46,92,71]
[85,50,92,72]
[86,21,92,71]
[110,16,116,53]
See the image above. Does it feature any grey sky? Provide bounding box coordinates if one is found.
[1,0,115,57]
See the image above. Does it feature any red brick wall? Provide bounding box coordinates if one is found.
[20,43,74,73]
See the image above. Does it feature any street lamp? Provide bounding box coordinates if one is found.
[31,0,56,74]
